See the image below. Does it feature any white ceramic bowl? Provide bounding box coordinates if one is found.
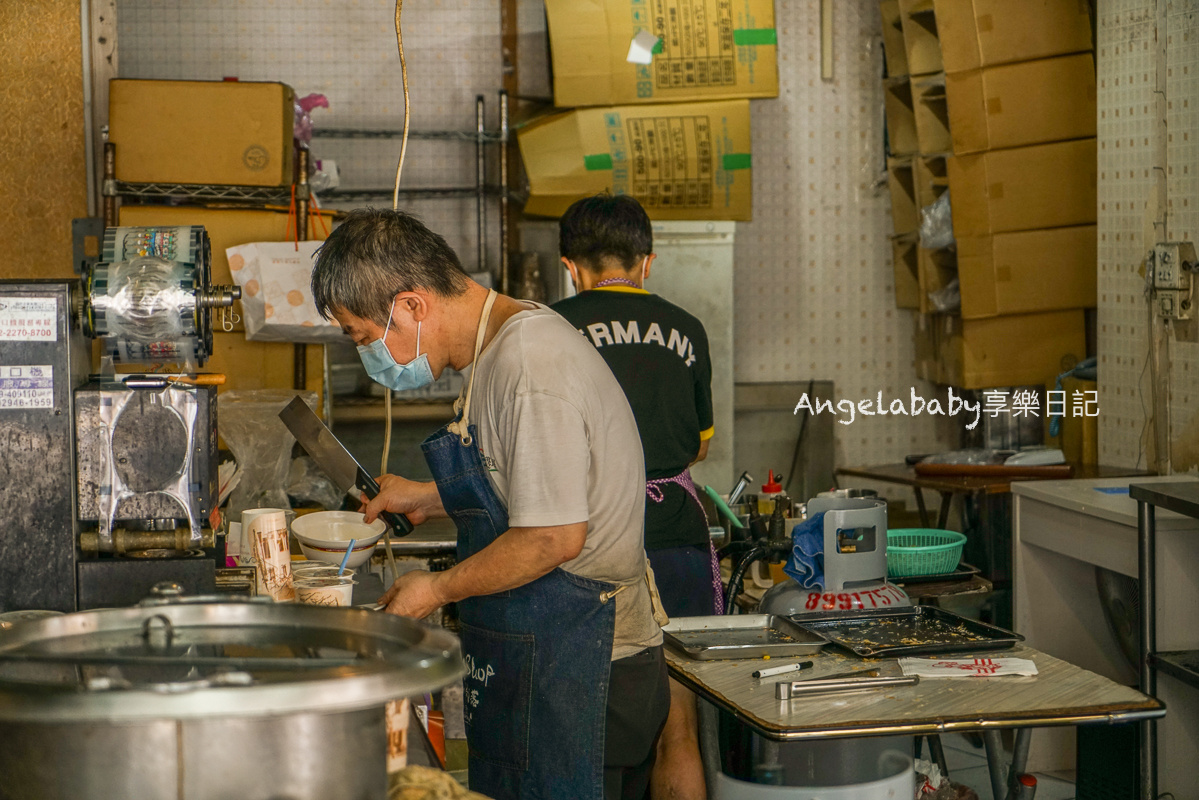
[290,511,386,569]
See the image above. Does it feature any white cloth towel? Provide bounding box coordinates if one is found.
[899,656,1039,678]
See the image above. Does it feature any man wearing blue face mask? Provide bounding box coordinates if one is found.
[311,208,670,800]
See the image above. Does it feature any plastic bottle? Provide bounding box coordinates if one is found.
[757,470,788,516]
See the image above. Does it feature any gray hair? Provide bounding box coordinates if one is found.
[311,208,469,325]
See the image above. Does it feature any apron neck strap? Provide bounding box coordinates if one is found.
[448,289,498,445]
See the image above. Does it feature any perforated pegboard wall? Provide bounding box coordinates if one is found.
[115,0,958,492]
[115,0,504,270]
[732,0,956,478]
[1097,0,1199,470]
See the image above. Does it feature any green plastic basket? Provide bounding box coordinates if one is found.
[885,529,967,578]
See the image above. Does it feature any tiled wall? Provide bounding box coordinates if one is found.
[1097,0,1199,470]
[116,0,957,488]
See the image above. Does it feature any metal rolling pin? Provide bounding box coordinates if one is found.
[775,674,919,700]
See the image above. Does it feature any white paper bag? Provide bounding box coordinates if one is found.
[226,240,343,343]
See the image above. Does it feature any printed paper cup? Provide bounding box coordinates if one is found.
[294,576,356,607]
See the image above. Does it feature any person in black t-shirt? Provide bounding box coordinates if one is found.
[553,194,717,800]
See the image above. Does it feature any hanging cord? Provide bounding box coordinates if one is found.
[381,0,411,582]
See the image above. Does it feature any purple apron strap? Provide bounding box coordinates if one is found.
[646,469,725,615]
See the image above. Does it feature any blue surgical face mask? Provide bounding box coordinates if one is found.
[357,300,434,391]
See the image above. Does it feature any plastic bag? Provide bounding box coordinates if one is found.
[220,389,319,519]
[294,93,329,146]
[226,241,344,343]
[920,190,955,251]
[287,455,346,511]
[928,276,960,313]
[919,449,1008,466]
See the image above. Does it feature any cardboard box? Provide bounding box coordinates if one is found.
[898,0,943,76]
[933,309,1086,390]
[918,245,956,315]
[544,0,778,107]
[1060,374,1098,465]
[914,313,937,382]
[880,0,910,77]
[957,225,1097,319]
[946,54,1097,154]
[884,78,919,157]
[913,74,952,155]
[948,139,1097,237]
[888,159,919,234]
[518,100,752,220]
[205,332,327,417]
[118,206,335,287]
[934,0,1093,74]
[914,154,948,215]
[110,79,295,186]
[892,233,920,310]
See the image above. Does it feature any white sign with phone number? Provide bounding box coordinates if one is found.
[0,297,57,342]
[0,365,54,409]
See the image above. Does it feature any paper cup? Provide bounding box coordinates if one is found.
[294,576,356,607]
[291,562,346,579]
[386,698,410,773]
[244,508,295,602]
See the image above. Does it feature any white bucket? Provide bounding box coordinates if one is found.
[713,751,914,799]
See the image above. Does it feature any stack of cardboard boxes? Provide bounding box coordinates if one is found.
[883,1,1097,391]
[519,0,779,220]
[107,79,332,401]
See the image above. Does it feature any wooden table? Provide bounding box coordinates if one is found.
[836,463,1148,530]
[668,643,1163,798]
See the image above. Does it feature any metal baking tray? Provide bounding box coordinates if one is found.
[789,606,1024,658]
[662,615,829,660]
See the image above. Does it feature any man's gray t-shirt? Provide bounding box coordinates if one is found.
[467,302,661,660]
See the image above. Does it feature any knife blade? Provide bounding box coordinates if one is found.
[278,397,413,535]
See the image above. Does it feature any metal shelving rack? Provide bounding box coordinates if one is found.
[311,91,511,289]
[101,90,512,400]
[1129,479,1199,800]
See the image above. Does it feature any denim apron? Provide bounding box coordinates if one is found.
[421,290,616,800]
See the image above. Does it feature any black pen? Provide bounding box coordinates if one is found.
[753,660,814,679]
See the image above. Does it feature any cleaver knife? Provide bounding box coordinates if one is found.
[278,396,414,535]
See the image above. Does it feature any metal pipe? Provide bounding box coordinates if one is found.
[102,142,117,226]
[80,528,216,554]
[982,729,1007,800]
[499,90,510,294]
[476,95,486,275]
[294,148,311,392]
[1137,499,1157,800]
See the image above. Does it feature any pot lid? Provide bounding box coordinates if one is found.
[0,593,463,723]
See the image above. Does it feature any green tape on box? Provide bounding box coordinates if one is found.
[722,153,752,171]
[584,153,614,171]
[733,28,777,46]
[652,39,664,54]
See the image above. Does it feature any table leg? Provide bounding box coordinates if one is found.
[913,488,931,528]
[1137,500,1157,800]
[927,734,949,778]
[982,728,1034,800]
[983,730,1007,800]
[936,491,953,530]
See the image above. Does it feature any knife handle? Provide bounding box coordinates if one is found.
[356,468,415,536]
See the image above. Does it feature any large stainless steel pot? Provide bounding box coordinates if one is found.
[0,592,464,800]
